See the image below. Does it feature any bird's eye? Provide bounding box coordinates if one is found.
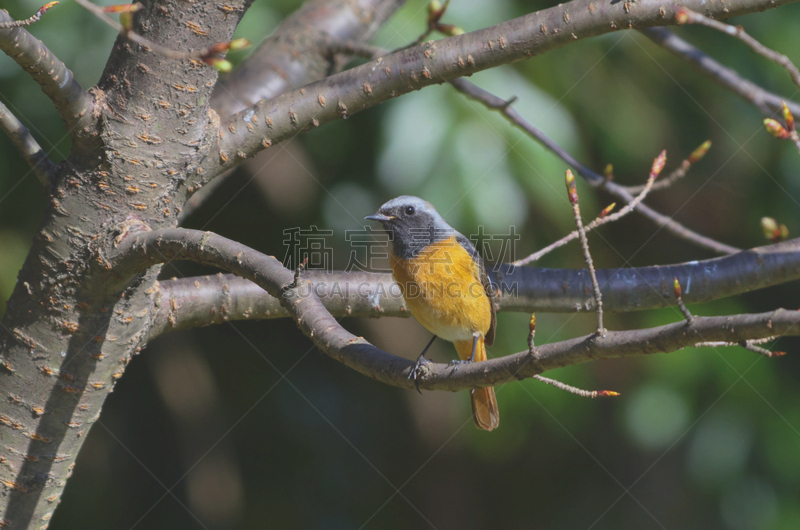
[405,206,415,216]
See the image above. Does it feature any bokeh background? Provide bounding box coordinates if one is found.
[2,0,800,528]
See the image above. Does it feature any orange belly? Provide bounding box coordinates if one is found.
[390,236,492,343]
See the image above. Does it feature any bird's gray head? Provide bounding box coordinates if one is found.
[365,196,455,258]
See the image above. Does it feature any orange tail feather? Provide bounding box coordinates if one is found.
[455,337,500,431]
[471,387,499,431]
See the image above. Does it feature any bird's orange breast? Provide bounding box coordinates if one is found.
[390,236,492,343]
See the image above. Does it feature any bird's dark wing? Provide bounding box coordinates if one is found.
[456,233,496,346]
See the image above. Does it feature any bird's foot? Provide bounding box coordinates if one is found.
[448,359,473,374]
[408,354,431,394]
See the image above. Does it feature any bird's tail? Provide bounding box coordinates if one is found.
[455,338,499,431]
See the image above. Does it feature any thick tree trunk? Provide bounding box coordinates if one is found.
[0,0,406,524]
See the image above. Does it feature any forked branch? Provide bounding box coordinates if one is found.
[641,28,800,118]
[451,78,741,255]
[0,8,93,141]
[107,227,798,391]
[150,237,800,338]
[676,8,800,90]
[210,0,798,177]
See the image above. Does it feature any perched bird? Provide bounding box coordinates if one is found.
[366,196,499,431]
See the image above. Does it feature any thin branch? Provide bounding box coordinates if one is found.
[451,77,741,255]
[109,227,799,392]
[566,170,605,332]
[693,339,785,357]
[0,2,58,29]
[178,0,404,223]
[640,28,800,118]
[533,375,620,398]
[527,313,537,354]
[512,151,660,266]
[626,140,710,194]
[0,9,93,139]
[211,0,798,177]
[740,341,785,357]
[608,186,740,254]
[673,277,695,322]
[527,313,619,398]
[0,99,56,187]
[676,8,800,90]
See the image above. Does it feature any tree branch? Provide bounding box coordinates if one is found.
[677,7,800,90]
[146,236,800,341]
[410,308,800,391]
[212,0,405,116]
[450,77,742,255]
[641,28,800,118]
[0,99,56,187]
[0,2,58,29]
[208,0,799,177]
[179,0,405,221]
[0,9,94,145]
[110,228,800,390]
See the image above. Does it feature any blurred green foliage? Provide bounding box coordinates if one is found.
[1,0,799,528]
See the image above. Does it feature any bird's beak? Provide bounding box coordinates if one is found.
[365,213,396,222]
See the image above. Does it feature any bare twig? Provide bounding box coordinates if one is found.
[627,141,710,193]
[676,8,800,91]
[527,314,537,354]
[450,78,741,256]
[0,9,93,141]
[606,185,740,254]
[513,152,663,266]
[533,375,620,398]
[641,28,800,118]
[0,99,56,187]
[693,339,785,357]
[566,170,605,333]
[740,341,785,357]
[510,201,611,265]
[0,2,58,29]
[526,313,618,397]
[673,277,695,322]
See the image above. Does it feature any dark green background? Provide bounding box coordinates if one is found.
[1,0,799,528]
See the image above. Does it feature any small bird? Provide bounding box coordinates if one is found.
[366,196,499,431]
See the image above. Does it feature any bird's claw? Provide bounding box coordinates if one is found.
[448,359,473,374]
[408,354,431,394]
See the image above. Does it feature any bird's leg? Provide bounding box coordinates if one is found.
[449,332,479,373]
[409,335,437,394]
